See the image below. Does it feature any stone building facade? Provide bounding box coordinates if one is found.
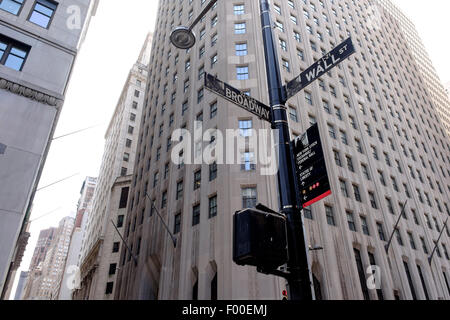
[115,0,450,300]
[74,33,152,300]
[0,0,99,297]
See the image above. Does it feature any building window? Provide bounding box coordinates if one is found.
[211,54,218,68]
[403,261,417,300]
[210,101,218,119]
[235,43,247,56]
[209,162,217,181]
[109,263,117,276]
[194,170,201,190]
[347,211,356,232]
[119,188,129,209]
[209,195,217,218]
[282,59,290,72]
[126,139,132,148]
[354,249,370,300]
[0,35,30,71]
[117,215,125,229]
[417,265,429,300]
[176,181,184,200]
[304,207,313,220]
[192,204,201,226]
[241,152,256,171]
[377,222,386,241]
[235,22,246,34]
[234,4,244,15]
[325,205,335,226]
[339,179,349,198]
[289,107,298,122]
[211,33,218,47]
[197,89,204,103]
[236,66,249,80]
[395,229,403,246]
[0,0,24,15]
[369,192,378,209]
[174,213,181,234]
[211,273,218,300]
[334,150,342,167]
[353,184,362,202]
[408,232,416,250]
[361,216,370,236]
[161,191,167,209]
[29,0,57,28]
[239,120,253,137]
[105,282,114,295]
[112,242,120,253]
[242,187,257,208]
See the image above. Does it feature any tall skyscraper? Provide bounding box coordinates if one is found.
[13,271,28,300]
[20,226,55,300]
[0,0,99,297]
[22,217,74,300]
[58,177,97,300]
[74,33,153,300]
[115,0,450,300]
[376,0,450,137]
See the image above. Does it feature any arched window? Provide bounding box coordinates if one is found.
[193,280,198,300]
[313,274,323,300]
[211,273,217,300]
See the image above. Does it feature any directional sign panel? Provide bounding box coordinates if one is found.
[293,124,331,208]
[285,37,355,100]
[204,73,272,123]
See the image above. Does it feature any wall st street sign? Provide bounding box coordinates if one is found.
[293,124,331,208]
[285,37,355,100]
[204,73,272,123]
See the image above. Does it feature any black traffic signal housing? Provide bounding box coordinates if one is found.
[233,207,288,270]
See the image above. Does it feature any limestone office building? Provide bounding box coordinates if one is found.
[73,34,152,300]
[114,0,450,300]
[0,0,98,298]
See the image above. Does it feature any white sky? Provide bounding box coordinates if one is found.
[10,0,450,299]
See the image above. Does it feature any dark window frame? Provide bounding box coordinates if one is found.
[0,0,25,16]
[0,34,31,71]
[28,0,58,29]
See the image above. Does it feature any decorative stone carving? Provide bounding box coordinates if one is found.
[0,77,62,107]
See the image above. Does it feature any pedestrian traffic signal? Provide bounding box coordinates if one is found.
[233,208,288,270]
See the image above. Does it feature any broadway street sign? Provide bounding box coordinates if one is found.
[285,37,355,100]
[204,73,272,123]
[292,124,332,208]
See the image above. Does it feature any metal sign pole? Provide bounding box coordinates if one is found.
[259,0,313,301]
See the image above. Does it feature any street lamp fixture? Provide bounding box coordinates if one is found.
[169,0,217,50]
[170,26,196,50]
